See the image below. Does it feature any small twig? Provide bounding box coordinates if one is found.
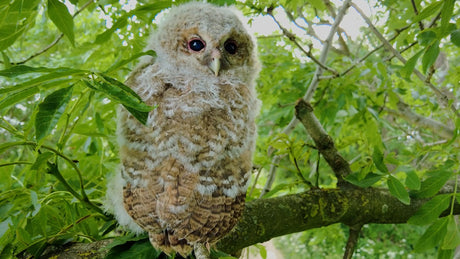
[410,0,425,30]
[351,2,459,118]
[261,0,352,196]
[343,225,362,259]
[268,9,339,76]
[12,0,95,65]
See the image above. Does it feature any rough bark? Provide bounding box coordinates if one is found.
[39,187,459,258]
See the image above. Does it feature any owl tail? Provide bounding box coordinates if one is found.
[148,230,193,257]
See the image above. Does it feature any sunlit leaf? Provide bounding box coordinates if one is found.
[47,0,75,45]
[387,175,410,205]
[35,86,73,141]
[405,170,421,190]
[413,1,443,24]
[408,194,450,225]
[414,170,452,198]
[0,0,41,50]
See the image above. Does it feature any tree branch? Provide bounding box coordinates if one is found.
[295,99,352,185]
[261,0,352,196]
[385,99,454,139]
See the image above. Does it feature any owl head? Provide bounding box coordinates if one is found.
[147,2,259,81]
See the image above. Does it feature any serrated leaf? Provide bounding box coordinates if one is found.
[408,194,450,225]
[372,147,388,173]
[414,217,448,252]
[422,41,440,73]
[47,0,75,45]
[387,175,410,205]
[401,50,423,79]
[405,170,421,190]
[442,215,460,249]
[35,86,73,141]
[345,172,384,188]
[414,170,452,198]
[451,30,460,47]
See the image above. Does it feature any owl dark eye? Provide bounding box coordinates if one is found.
[224,40,238,54]
[188,39,205,52]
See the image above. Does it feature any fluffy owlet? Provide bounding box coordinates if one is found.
[106,2,260,256]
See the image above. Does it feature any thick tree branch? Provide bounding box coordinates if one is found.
[217,187,459,254]
[38,187,460,257]
[385,100,454,139]
[295,99,352,185]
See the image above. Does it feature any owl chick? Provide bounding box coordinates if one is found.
[106,2,260,256]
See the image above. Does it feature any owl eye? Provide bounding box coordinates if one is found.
[188,39,206,52]
[224,40,238,54]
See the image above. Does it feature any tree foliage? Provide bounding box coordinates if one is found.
[1,0,460,258]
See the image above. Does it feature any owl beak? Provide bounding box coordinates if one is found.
[208,49,221,76]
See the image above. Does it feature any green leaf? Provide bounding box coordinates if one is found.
[440,0,455,35]
[405,170,421,190]
[372,147,388,173]
[35,86,73,141]
[422,41,440,73]
[255,244,267,259]
[413,1,443,24]
[401,50,423,79]
[414,170,452,198]
[408,194,450,225]
[0,87,39,110]
[345,172,384,188]
[105,238,161,259]
[438,249,454,259]
[414,217,448,252]
[451,30,460,47]
[82,74,153,124]
[0,65,84,78]
[30,152,55,171]
[0,0,41,51]
[387,175,410,205]
[442,215,460,249]
[418,30,437,46]
[47,0,75,46]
